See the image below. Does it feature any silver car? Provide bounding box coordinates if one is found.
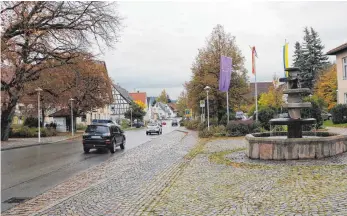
[146,123,162,135]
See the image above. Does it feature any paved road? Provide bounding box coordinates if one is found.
[1,120,177,212]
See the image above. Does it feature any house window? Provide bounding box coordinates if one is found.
[343,57,347,80]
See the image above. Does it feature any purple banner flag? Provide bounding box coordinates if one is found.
[219,55,232,92]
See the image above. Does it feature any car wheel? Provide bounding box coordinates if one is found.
[110,140,116,154]
[84,147,90,153]
[120,139,125,150]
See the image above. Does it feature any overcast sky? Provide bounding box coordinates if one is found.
[102,1,347,100]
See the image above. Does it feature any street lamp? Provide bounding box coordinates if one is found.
[130,107,133,128]
[35,88,43,143]
[69,98,75,136]
[204,86,211,130]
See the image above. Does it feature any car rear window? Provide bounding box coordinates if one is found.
[86,125,109,133]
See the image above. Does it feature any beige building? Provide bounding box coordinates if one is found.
[327,43,347,104]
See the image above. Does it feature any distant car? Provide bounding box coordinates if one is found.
[321,111,332,121]
[131,121,144,128]
[235,111,247,121]
[146,123,162,135]
[92,119,119,126]
[172,119,178,126]
[278,113,289,118]
[83,124,125,153]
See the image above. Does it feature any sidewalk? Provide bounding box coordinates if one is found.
[326,126,347,135]
[1,134,82,151]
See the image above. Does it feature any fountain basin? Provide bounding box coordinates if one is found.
[245,132,347,160]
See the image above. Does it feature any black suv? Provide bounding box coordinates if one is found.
[83,124,125,153]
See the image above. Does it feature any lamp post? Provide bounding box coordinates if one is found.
[35,88,43,143]
[130,107,133,128]
[69,98,75,136]
[204,86,211,130]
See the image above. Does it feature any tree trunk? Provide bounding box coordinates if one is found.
[1,96,19,141]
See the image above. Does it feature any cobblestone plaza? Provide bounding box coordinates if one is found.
[3,131,347,216]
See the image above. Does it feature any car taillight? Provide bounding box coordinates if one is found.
[105,140,111,144]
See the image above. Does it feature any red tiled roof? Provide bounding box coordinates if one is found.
[326,43,347,55]
[168,103,177,111]
[129,92,147,105]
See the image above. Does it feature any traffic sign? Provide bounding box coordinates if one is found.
[200,100,205,108]
[185,109,192,117]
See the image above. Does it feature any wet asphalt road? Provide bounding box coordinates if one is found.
[1,120,177,212]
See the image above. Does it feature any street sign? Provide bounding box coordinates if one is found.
[200,100,205,108]
[185,109,192,117]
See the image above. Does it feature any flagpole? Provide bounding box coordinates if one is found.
[226,91,229,124]
[255,72,258,122]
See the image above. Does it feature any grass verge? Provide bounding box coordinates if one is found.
[323,120,347,128]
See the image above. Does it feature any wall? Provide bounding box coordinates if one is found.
[54,117,67,132]
[337,49,347,104]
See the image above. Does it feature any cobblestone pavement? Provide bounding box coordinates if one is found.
[3,130,196,216]
[152,138,347,215]
[4,132,347,215]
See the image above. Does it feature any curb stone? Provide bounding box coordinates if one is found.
[1,135,82,151]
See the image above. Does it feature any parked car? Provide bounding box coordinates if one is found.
[131,121,144,128]
[278,113,289,118]
[92,119,119,126]
[83,124,125,153]
[172,119,178,126]
[235,111,248,121]
[321,111,332,121]
[146,123,162,135]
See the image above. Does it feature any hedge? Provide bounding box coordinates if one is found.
[10,126,57,138]
[330,104,347,124]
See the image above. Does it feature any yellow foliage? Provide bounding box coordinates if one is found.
[134,100,146,110]
[258,86,283,109]
[314,65,337,110]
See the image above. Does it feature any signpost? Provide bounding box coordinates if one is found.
[200,100,205,122]
[185,109,192,119]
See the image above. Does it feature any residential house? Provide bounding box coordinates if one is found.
[109,83,133,123]
[327,43,347,104]
[152,102,175,119]
[244,82,274,102]
[129,91,147,107]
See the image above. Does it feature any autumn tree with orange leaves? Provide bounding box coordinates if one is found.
[24,55,113,122]
[314,64,337,110]
[1,1,122,140]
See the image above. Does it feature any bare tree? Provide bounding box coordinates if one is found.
[1,1,122,140]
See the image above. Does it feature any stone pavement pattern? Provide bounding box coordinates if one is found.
[151,138,347,215]
[4,130,347,216]
[3,130,196,216]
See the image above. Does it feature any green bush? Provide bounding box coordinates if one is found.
[258,107,275,130]
[185,120,200,130]
[330,104,347,124]
[24,116,39,128]
[179,120,185,126]
[198,127,214,138]
[10,126,57,138]
[226,120,260,137]
[210,125,227,136]
[76,123,87,130]
[302,99,323,129]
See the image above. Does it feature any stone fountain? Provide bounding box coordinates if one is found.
[245,67,347,160]
[269,67,316,138]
